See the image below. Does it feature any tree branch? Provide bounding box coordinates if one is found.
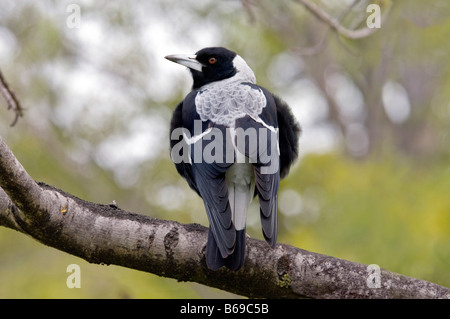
[0,136,449,298]
[0,70,23,126]
[292,0,387,39]
[295,0,362,56]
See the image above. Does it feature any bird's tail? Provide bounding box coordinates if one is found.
[205,163,253,271]
[206,228,246,271]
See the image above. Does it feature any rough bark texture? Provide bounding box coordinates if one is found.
[0,136,449,299]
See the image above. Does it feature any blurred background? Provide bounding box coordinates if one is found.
[0,0,449,298]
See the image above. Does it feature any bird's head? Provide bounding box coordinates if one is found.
[165,47,256,89]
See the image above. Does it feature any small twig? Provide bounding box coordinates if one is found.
[292,0,384,39]
[0,69,24,127]
[295,0,362,56]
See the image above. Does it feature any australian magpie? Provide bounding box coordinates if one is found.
[166,47,300,271]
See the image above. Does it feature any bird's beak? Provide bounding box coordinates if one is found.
[165,54,204,72]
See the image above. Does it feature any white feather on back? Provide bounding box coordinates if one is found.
[194,55,267,127]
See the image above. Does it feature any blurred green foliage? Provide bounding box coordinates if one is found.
[282,152,450,287]
[0,0,449,298]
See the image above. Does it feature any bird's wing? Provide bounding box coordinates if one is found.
[191,156,235,258]
[190,125,236,258]
[255,90,300,245]
[254,165,279,247]
[233,85,281,247]
[169,100,200,195]
[181,91,236,258]
[233,114,280,247]
[256,88,280,247]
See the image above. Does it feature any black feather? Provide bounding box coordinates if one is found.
[274,95,301,179]
[169,101,200,195]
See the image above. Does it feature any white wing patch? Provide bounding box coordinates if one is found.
[195,81,267,127]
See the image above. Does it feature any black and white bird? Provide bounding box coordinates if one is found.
[166,47,300,271]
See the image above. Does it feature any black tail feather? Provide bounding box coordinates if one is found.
[206,228,246,271]
[206,229,225,271]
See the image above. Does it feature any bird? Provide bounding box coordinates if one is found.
[165,47,300,271]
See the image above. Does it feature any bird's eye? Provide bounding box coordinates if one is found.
[208,57,217,64]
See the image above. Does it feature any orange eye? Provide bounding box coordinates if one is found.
[208,57,217,64]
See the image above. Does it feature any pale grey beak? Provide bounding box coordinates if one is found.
[165,54,204,72]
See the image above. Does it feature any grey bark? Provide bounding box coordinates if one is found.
[0,136,449,298]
